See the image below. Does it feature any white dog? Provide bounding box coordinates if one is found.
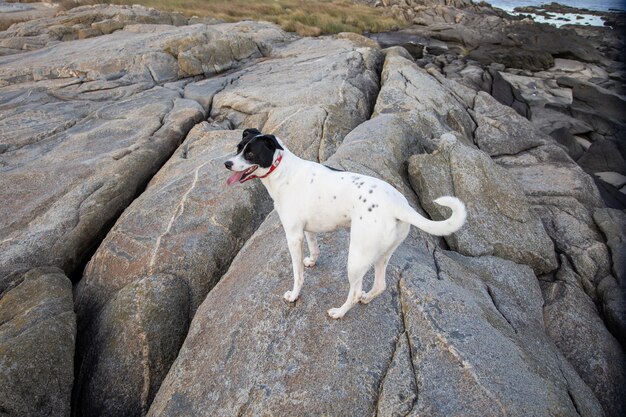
[225,129,466,319]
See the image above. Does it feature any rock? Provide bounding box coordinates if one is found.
[493,71,606,140]
[594,208,626,283]
[70,126,275,417]
[75,274,190,417]
[0,20,289,277]
[209,34,383,161]
[492,135,608,294]
[550,127,585,159]
[444,60,492,93]
[498,70,573,106]
[488,67,531,118]
[552,57,586,72]
[497,148,603,209]
[597,275,626,346]
[183,76,229,113]
[471,91,549,156]
[73,32,384,416]
[364,30,428,59]
[1,5,622,417]
[578,138,626,175]
[533,107,595,137]
[0,267,76,417]
[0,1,58,32]
[408,136,557,274]
[372,49,476,151]
[407,251,604,417]
[576,135,592,149]
[544,58,609,81]
[592,175,626,210]
[595,172,626,188]
[148,209,411,417]
[150,220,602,416]
[403,9,603,70]
[557,76,626,125]
[0,4,188,54]
[0,21,288,86]
[533,200,611,296]
[542,258,626,417]
[375,333,417,417]
[0,86,205,277]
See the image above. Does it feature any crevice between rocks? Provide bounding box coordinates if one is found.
[551,346,584,417]
[69,89,209,415]
[485,284,518,334]
[372,331,401,417]
[397,274,420,417]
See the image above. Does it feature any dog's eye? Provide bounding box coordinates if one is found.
[245,151,254,159]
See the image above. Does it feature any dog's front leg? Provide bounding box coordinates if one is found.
[284,229,305,302]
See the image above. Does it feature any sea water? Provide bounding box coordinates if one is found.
[488,0,625,26]
[488,0,625,12]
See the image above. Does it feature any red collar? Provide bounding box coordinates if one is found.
[240,152,283,183]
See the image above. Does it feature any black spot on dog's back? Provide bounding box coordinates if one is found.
[324,165,344,172]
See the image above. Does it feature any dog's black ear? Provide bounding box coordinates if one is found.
[257,134,284,151]
[242,128,261,140]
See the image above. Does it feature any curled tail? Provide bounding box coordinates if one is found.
[394,196,466,236]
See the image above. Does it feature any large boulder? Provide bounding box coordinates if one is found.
[490,121,608,298]
[0,19,291,278]
[0,20,287,86]
[471,91,549,156]
[594,208,626,344]
[72,127,274,417]
[0,4,188,54]
[372,48,476,151]
[0,1,58,33]
[594,208,626,283]
[0,267,76,417]
[557,76,626,126]
[149,214,601,417]
[578,138,626,175]
[0,86,204,276]
[208,33,383,161]
[542,258,626,417]
[408,135,557,274]
[404,251,603,417]
[75,273,190,417]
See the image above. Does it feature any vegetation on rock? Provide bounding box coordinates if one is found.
[59,0,406,35]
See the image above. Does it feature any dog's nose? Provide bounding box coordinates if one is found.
[224,160,233,170]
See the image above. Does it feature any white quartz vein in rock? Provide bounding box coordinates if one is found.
[148,152,231,273]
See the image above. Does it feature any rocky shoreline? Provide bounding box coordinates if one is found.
[0,2,625,417]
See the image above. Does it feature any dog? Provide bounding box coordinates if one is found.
[225,128,466,319]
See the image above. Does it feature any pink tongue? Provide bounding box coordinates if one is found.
[226,171,245,186]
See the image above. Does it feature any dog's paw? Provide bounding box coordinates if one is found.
[327,307,345,319]
[283,291,299,303]
[303,257,316,267]
[359,292,374,304]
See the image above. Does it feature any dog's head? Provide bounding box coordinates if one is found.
[224,128,284,185]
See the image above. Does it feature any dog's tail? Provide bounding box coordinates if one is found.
[394,196,466,236]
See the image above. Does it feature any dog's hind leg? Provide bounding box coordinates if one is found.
[361,222,409,304]
[328,246,369,319]
[360,251,392,304]
[283,228,305,302]
[304,231,320,267]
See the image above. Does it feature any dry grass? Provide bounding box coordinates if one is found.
[57,0,405,36]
